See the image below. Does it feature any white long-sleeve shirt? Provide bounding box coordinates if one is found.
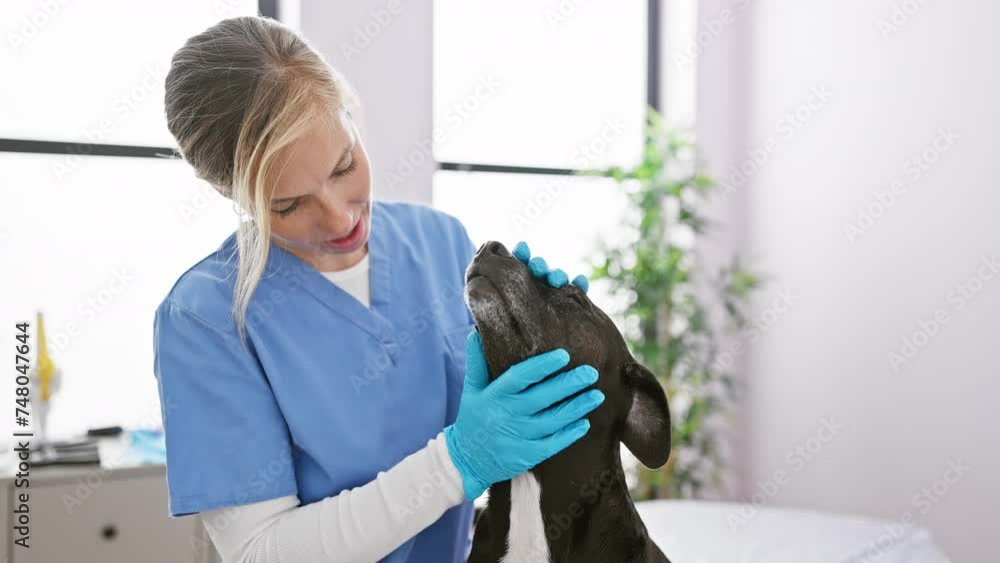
[200,253,469,562]
[200,433,467,562]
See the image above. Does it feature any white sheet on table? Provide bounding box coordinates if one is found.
[634,500,951,563]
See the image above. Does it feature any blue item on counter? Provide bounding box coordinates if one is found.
[126,428,166,465]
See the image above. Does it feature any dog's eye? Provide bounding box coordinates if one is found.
[569,292,588,307]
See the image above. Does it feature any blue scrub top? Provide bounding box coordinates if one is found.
[153,201,477,562]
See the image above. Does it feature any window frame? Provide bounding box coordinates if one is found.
[0,1,278,161]
[0,0,659,173]
[436,0,661,178]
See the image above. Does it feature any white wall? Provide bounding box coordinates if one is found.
[299,0,1000,557]
[697,0,1000,560]
[299,0,434,205]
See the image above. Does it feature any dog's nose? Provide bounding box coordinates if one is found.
[477,241,510,258]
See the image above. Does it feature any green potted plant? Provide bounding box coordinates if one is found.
[582,107,760,500]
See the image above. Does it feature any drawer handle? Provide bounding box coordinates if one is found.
[100,524,118,541]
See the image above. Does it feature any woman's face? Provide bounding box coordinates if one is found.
[268,109,373,272]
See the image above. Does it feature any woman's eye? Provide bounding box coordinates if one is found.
[275,200,301,216]
[334,160,357,177]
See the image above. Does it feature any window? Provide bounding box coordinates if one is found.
[0,1,270,440]
[432,1,648,170]
[432,0,662,304]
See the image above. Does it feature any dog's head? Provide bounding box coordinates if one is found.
[465,241,672,468]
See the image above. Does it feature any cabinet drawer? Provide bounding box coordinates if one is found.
[11,472,206,563]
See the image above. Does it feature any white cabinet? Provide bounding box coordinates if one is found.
[0,464,219,563]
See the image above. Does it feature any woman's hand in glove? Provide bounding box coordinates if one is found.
[512,241,589,293]
[443,331,604,500]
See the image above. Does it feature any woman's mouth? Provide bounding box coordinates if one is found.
[322,216,365,250]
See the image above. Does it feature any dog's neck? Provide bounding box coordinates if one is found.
[489,425,653,561]
[475,350,668,561]
[531,425,639,518]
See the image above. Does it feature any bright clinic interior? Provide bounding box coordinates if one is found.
[1,0,995,562]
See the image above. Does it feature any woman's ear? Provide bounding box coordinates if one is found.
[621,361,672,469]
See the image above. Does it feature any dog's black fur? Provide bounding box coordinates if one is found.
[464,241,672,563]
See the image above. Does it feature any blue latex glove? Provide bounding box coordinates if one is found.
[443,331,605,500]
[512,241,589,293]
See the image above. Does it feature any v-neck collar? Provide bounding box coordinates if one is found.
[264,202,394,343]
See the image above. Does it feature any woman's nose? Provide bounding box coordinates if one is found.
[319,205,354,233]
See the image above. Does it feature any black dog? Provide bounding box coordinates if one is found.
[464,241,672,563]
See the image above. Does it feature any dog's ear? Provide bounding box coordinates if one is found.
[621,361,672,469]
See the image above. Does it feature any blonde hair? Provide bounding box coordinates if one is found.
[164,16,360,346]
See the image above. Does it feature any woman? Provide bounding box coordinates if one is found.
[153,16,604,563]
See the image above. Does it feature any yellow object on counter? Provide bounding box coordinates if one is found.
[36,311,55,402]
